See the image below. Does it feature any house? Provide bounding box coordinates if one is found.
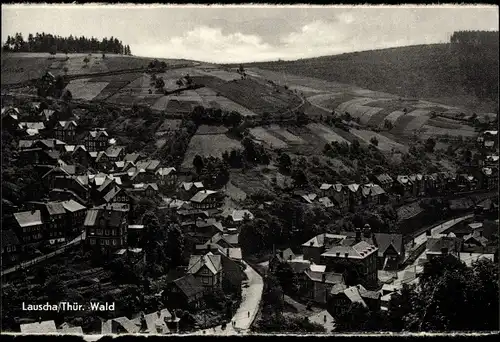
[61,199,87,237]
[162,274,205,309]
[31,139,67,152]
[127,225,144,247]
[457,174,479,192]
[204,232,239,248]
[156,118,182,136]
[58,322,84,334]
[423,174,437,195]
[101,317,140,334]
[346,183,361,208]
[328,284,381,316]
[124,153,140,163]
[53,175,89,202]
[1,106,20,131]
[361,183,386,205]
[102,186,135,208]
[409,174,425,196]
[130,309,173,334]
[20,320,58,334]
[318,196,335,208]
[330,184,349,212]
[84,206,128,255]
[190,190,224,209]
[298,192,318,204]
[129,183,159,198]
[183,218,225,246]
[301,265,345,304]
[463,230,489,249]
[42,165,76,189]
[178,181,205,200]
[394,175,412,198]
[372,232,405,270]
[480,130,498,150]
[13,210,44,246]
[156,167,177,193]
[222,209,254,227]
[72,145,91,167]
[195,243,243,261]
[302,230,379,288]
[85,129,109,151]
[18,122,46,136]
[485,155,499,167]
[187,252,223,290]
[479,167,498,190]
[105,145,126,162]
[54,121,77,143]
[1,229,21,267]
[425,236,462,261]
[25,201,67,244]
[374,174,394,189]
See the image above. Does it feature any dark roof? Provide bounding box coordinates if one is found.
[373,233,403,257]
[1,229,20,248]
[84,208,127,228]
[427,236,461,254]
[45,202,66,216]
[172,274,205,298]
[375,173,393,184]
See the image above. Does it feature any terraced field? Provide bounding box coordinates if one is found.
[267,125,305,144]
[306,123,351,145]
[349,128,409,153]
[181,134,243,169]
[63,78,109,101]
[249,127,288,149]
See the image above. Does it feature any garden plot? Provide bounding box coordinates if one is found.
[406,109,431,117]
[427,118,475,130]
[209,96,259,116]
[380,110,405,128]
[359,107,384,125]
[419,125,478,138]
[349,129,409,153]
[156,119,182,135]
[63,79,109,101]
[151,96,170,111]
[336,97,376,113]
[308,93,355,111]
[306,123,351,145]
[196,125,229,135]
[268,124,305,144]
[181,134,242,169]
[391,115,417,134]
[405,116,430,131]
[342,103,385,124]
[249,127,288,149]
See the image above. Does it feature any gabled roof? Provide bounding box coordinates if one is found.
[426,236,461,254]
[57,121,77,130]
[373,233,403,257]
[14,210,43,227]
[156,167,176,176]
[375,173,393,184]
[230,209,254,222]
[347,184,360,193]
[304,269,344,285]
[84,208,127,227]
[1,229,20,249]
[105,145,125,158]
[172,274,205,298]
[180,181,204,191]
[396,175,411,185]
[187,252,222,275]
[61,199,86,212]
[46,202,66,216]
[19,140,35,149]
[302,233,347,248]
[88,130,109,139]
[124,153,140,163]
[320,183,333,190]
[104,186,125,203]
[322,240,378,259]
[300,193,318,203]
[102,317,140,334]
[190,190,218,203]
[19,122,45,130]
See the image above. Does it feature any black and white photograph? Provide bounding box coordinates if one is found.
[0,3,498,338]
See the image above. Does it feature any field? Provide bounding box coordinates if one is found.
[195,68,242,81]
[191,75,301,115]
[249,127,288,149]
[181,134,243,168]
[306,123,351,145]
[195,125,229,135]
[249,43,499,113]
[349,128,409,153]
[267,124,305,144]
[1,54,54,85]
[419,125,478,139]
[63,78,109,101]
[195,88,258,116]
[89,72,143,102]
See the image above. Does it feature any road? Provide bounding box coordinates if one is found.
[404,214,473,261]
[1,231,86,277]
[196,260,264,335]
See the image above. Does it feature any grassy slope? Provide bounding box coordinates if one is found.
[249,44,499,113]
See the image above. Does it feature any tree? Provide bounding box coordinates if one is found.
[238,64,245,73]
[261,275,284,317]
[278,153,292,172]
[83,56,90,68]
[334,302,371,332]
[193,155,204,173]
[425,138,436,153]
[155,77,165,90]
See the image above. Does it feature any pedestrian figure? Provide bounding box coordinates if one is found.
[248,311,250,318]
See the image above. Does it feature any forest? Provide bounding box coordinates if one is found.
[2,32,132,55]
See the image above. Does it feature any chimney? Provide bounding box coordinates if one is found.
[310,241,314,246]
[336,252,340,257]
[226,248,230,257]
[479,230,483,237]
[289,254,292,261]
[426,229,431,236]
[322,273,326,282]
[345,253,349,258]
[363,224,371,238]
[355,228,361,242]
[324,314,327,323]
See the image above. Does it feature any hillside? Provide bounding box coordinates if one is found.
[248,44,499,113]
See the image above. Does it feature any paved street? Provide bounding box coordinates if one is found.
[197,260,264,335]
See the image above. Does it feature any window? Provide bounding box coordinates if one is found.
[97,229,103,235]
[202,277,209,284]
[90,238,96,245]
[105,230,110,236]
[112,239,117,246]
[100,239,104,245]
[105,240,110,245]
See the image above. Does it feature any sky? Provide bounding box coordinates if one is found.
[2,4,498,63]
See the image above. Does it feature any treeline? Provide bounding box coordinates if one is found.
[450,30,499,46]
[2,32,132,55]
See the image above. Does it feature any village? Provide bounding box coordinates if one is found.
[1,82,498,334]
[1,7,499,335]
